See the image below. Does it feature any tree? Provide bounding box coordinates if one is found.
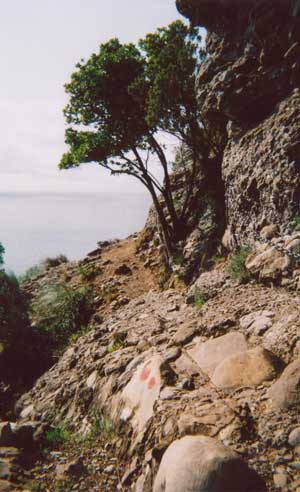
[59,21,206,259]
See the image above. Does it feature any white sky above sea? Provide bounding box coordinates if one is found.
[0,0,186,194]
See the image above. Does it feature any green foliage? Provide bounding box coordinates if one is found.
[54,480,74,492]
[193,290,205,308]
[29,483,45,492]
[0,243,4,267]
[78,263,100,281]
[68,325,92,345]
[0,267,44,387]
[107,339,125,353]
[290,213,300,231]
[209,255,224,266]
[0,270,29,350]
[173,253,185,266]
[19,262,45,284]
[59,21,206,251]
[44,255,68,269]
[139,21,203,136]
[32,281,93,346]
[87,411,115,442]
[226,247,252,283]
[45,426,71,446]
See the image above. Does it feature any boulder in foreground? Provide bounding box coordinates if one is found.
[153,435,266,492]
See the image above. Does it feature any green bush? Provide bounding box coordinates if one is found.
[0,270,30,351]
[45,426,71,446]
[290,213,300,231]
[85,411,115,442]
[19,262,45,284]
[78,263,100,281]
[43,255,68,269]
[193,290,205,308]
[0,268,45,390]
[32,281,93,347]
[226,247,251,283]
[0,243,4,266]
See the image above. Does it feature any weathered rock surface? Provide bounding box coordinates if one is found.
[13,279,300,491]
[188,332,248,377]
[211,347,280,389]
[177,0,300,246]
[268,358,300,410]
[153,435,266,492]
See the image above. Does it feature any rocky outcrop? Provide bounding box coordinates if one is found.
[177,0,300,247]
[14,279,300,491]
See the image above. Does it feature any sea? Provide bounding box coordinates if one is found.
[0,192,152,274]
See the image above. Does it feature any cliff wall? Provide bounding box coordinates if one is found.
[177,0,300,246]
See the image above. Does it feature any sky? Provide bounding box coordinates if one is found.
[0,0,184,194]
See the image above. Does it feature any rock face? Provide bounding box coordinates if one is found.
[14,280,300,491]
[177,0,300,246]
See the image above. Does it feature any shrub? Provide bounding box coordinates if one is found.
[226,247,251,283]
[107,340,125,353]
[32,281,93,347]
[193,290,205,308]
[19,262,45,284]
[43,255,68,269]
[45,426,71,447]
[86,411,115,442]
[0,269,43,389]
[290,213,300,231]
[78,263,100,281]
[0,243,4,267]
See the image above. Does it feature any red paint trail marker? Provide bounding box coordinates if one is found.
[140,366,151,381]
[148,377,156,390]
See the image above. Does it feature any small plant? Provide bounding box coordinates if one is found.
[88,411,115,441]
[29,483,46,492]
[193,290,205,308]
[32,281,93,346]
[173,253,185,266]
[44,255,68,269]
[54,479,75,492]
[209,254,224,266]
[45,426,71,446]
[226,246,251,283]
[107,338,125,353]
[68,325,92,344]
[290,212,300,231]
[78,263,100,281]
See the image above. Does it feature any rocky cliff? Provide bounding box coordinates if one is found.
[177,0,300,247]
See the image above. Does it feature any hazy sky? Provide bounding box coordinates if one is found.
[0,0,183,193]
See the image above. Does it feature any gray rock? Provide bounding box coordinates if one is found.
[153,435,266,492]
[268,358,300,410]
[211,347,280,389]
[188,332,248,377]
[289,427,300,447]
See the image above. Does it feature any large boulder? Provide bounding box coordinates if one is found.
[188,332,248,377]
[245,244,291,283]
[211,347,280,389]
[153,435,266,492]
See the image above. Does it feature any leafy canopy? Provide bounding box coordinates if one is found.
[59,21,202,177]
[59,21,204,252]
